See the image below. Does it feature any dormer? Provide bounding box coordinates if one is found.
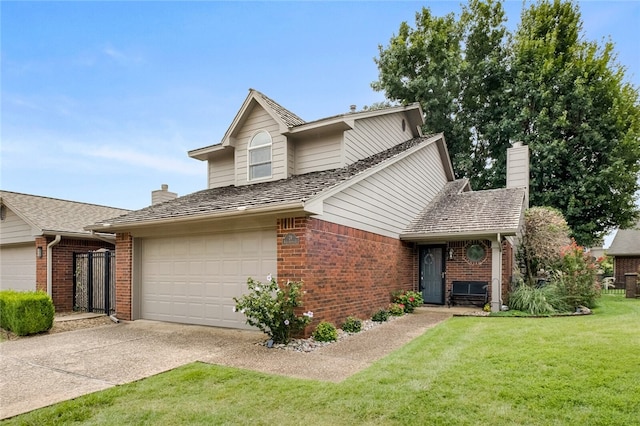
[189,89,424,189]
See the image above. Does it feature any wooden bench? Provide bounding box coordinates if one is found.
[448,281,488,308]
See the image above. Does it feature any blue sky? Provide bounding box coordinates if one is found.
[2,1,639,244]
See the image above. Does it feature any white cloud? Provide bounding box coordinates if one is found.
[102,44,143,65]
[81,146,203,176]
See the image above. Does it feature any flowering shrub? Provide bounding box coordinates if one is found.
[388,303,405,316]
[391,290,424,313]
[551,241,600,309]
[312,321,338,342]
[233,275,313,344]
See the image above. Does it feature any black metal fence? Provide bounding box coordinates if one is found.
[73,250,115,314]
[602,288,625,295]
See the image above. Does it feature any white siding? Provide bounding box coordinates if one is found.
[0,244,36,291]
[318,143,448,238]
[294,132,343,175]
[0,208,35,244]
[344,112,413,164]
[138,228,276,329]
[208,153,235,188]
[234,105,286,185]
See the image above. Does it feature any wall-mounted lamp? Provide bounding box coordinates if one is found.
[36,246,43,259]
[448,248,455,260]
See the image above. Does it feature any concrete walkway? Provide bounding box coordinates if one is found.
[0,306,471,419]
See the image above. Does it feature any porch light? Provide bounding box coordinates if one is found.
[448,248,455,260]
[37,246,43,259]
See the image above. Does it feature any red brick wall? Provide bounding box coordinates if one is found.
[277,217,416,334]
[444,239,513,304]
[115,232,133,320]
[614,256,640,288]
[33,236,114,311]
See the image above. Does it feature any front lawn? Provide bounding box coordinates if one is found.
[6,295,639,425]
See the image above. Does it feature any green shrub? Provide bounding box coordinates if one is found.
[0,290,55,335]
[508,284,559,315]
[233,276,313,344]
[372,309,389,322]
[341,316,362,333]
[391,290,423,313]
[551,241,600,309]
[388,303,405,316]
[312,321,338,342]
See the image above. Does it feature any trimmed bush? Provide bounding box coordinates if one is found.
[312,321,338,342]
[372,309,389,322]
[388,303,405,316]
[341,316,362,333]
[0,290,55,336]
[391,290,423,313]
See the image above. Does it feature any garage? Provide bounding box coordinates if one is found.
[139,228,276,329]
[0,244,36,291]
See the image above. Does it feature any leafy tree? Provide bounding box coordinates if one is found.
[372,0,640,246]
[517,206,571,286]
[508,0,640,246]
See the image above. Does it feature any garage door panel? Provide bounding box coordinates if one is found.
[0,244,36,291]
[141,228,276,329]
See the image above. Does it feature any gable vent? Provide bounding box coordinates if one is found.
[281,217,296,230]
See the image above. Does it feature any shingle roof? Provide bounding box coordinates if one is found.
[607,220,640,256]
[254,90,306,127]
[403,182,525,236]
[91,137,433,228]
[0,191,130,235]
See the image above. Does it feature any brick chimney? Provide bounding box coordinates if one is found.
[151,184,177,205]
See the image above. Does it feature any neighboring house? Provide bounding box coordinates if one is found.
[87,89,528,331]
[606,220,640,286]
[0,191,129,311]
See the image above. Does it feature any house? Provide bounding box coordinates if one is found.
[0,191,129,311]
[606,220,640,286]
[86,89,527,331]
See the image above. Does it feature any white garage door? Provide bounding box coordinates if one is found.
[140,228,276,329]
[0,244,36,291]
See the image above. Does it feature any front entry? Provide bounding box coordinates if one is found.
[419,246,445,304]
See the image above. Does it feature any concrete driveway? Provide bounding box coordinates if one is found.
[0,308,456,420]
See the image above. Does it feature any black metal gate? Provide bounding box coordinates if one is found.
[73,250,115,314]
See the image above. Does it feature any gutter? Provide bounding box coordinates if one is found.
[86,201,308,233]
[90,230,116,244]
[46,235,62,297]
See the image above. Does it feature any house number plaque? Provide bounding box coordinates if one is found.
[283,233,299,245]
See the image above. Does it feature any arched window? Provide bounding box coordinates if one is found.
[248,130,272,180]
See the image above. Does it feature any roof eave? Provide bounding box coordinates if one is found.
[85,201,310,233]
[188,144,231,161]
[400,228,519,242]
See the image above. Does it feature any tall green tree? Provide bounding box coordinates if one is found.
[372,0,640,246]
[510,0,640,246]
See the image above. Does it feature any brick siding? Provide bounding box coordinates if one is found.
[277,217,416,335]
[34,236,115,311]
[614,256,640,288]
[115,232,133,320]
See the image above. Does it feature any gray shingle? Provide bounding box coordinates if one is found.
[607,220,640,256]
[404,183,525,235]
[92,137,431,227]
[255,90,306,128]
[0,191,130,235]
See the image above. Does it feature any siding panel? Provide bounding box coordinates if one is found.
[294,132,343,175]
[208,153,235,188]
[344,113,413,164]
[318,143,448,238]
[0,208,35,244]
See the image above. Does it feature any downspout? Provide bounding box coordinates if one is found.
[491,233,503,313]
[47,235,62,297]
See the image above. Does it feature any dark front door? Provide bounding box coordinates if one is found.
[419,246,445,304]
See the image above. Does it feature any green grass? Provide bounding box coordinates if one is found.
[5,295,639,425]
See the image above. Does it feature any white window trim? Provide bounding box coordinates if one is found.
[247,130,273,181]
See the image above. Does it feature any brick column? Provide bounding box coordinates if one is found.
[35,237,48,293]
[115,232,133,320]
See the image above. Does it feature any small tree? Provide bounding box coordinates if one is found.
[517,206,571,285]
[233,276,313,345]
[552,241,600,309]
